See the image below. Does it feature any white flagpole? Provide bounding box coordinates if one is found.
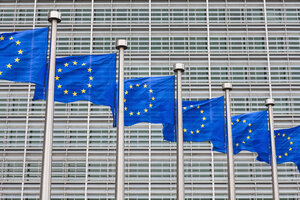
[40,10,61,200]
[115,39,127,200]
[173,63,185,200]
[265,98,279,200]
[222,83,236,200]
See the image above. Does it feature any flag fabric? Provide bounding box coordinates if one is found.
[213,110,270,156]
[163,96,225,148]
[33,53,116,109]
[0,27,48,85]
[114,76,175,127]
[257,125,300,171]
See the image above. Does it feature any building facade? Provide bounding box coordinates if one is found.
[1,0,300,199]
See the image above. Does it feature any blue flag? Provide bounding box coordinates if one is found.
[114,76,175,126]
[0,27,48,85]
[163,96,225,148]
[213,110,270,156]
[257,125,300,172]
[33,53,116,109]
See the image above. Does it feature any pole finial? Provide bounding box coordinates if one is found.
[265,98,275,106]
[116,39,128,50]
[48,10,61,23]
[222,83,232,91]
[173,63,185,72]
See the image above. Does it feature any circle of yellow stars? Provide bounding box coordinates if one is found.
[55,61,92,96]
[274,132,293,159]
[183,104,206,135]
[234,118,252,147]
[124,83,154,116]
[0,35,23,76]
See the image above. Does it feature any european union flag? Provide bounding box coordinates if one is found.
[163,96,225,148]
[0,27,48,85]
[257,125,300,172]
[33,53,116,109]
[213,110,270,156]
[114,76,175,126]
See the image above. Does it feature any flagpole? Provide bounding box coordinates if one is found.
[115,39,127,200]
[222,83,236,200]
[265,98,279,200]
[40,11,61,200]
[173,63,185,200]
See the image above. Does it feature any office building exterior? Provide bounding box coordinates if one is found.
[0,0,300,199]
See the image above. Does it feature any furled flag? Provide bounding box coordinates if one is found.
[33,53,116,110]
[163,96,225,148]
[114,76,175,126]
[213,110,270,156]
[257,125,300,172]
[0,27,48,85]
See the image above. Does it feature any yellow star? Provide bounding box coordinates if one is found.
[285,153,288,156]
[247,136,250,139]
[236,143,239,146]
[9,36,13,40]
[236,119,239,122]
[137,112,140,115]
[183,107,186,110]
[87,68,92,72]
[242,141,245,144]
[290,141,293,145]
[282,134,285,137]
[278,155,282,159]
[130,112,133,116]
[136,84,139,87]
[0,71,2,75]
[73,61,77,65]
[196,130,199,133]
[144,84,147,88]
[14,57,20,62]
[200,110,204,114]
[64,89,68,94]
[16,40,21,45]
[125,107,127,111]
[191,131,194,134]
[18,49,23,54]
[88,83,92,88]
[248,123,251,126]
[249,130,252,133]
[149,89,153,93]
[197,106,200,109]
[202,117,206,121]
[149,104,153,108]
[231,122,233,125]
[289,148,292,151]
[184,129,187,132]
[243,120,246,123]
[152,97,155,100]
[58,68,62,72]
[6,63,12,68]
[278,133,280,136]
[125,91,128,95]
[81,89,86,93]
[144,108,148,112]
[130,85,133,89]
[73,91,77,96]
[64,63,69,67]
[0,36,4,40]
[124,99,126,102]
[89,76,93,81]
[288,137,290,140]
[190,105,193,108]
[82,63,86,66]
[201,124,204,128]
[55,76,59,80]
[57,84,62,88]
